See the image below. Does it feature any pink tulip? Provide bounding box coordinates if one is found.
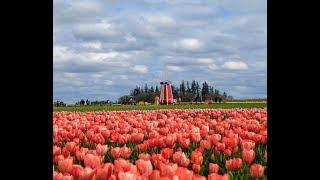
[242,149,256,164]
[83,154,102,169]
[120,146,132,159]
[136,159,153,176]
[250,164,265,178]
[58,157,73,174]
[209,163,219,173]
[111,147,121,159]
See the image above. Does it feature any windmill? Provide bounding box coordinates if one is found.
[159,64,174,105]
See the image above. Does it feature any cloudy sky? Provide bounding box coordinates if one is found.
[53,0,267,103]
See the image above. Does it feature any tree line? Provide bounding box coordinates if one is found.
[118,80,233,103]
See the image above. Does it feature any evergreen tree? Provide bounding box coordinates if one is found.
[210,86,214,94]
[196,82,200,95]
[155,85,160,93]
[223,92,227,99]
[186,81,191,93]
[149,86,154,93]
[180,80,186,95]
[144,84,148,93]
[191,80,197,94]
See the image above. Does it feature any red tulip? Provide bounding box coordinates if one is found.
[83,154,102,169]
[209,163,219,173]
[190,133,201,142]
[250,164,265,178]
[95,163,113,180]
[208,173,229,180]
[120,146,132,159]
[114,159,132,175]
[191,151,203,165]
[54,154,65,164]
[242,149,255,164]
[136,159,153,176]
[192,174,206,180]
[76,147,88,161]
[58,157,73,174]
[175,167,193,180]
[159,162,178,178]
[200,140,212,149]
[224,149,232,157]
[192,164,201,173]
[96,144,108,156]
[78,167,95,180]
[164,135,175,148]
[225,158,243,171]
[138,153,151,161]
[161,148,174,159]
[215,142,225,152]
[172,151,190,167]
[149,170,161,180]
[111,147,121,159]
[118,171,137,180]
[53,146,61,156]
[179,138,190,149]
[241,140,255,150]
[131,133,144,143]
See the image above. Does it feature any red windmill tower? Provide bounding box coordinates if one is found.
[159,64,174,105]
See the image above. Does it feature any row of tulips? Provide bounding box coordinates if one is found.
[53,109,267,180]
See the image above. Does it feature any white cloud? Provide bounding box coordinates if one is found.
[166,65,184,72]
[120,75,128,80]
[145,14,176,27]
[131,65,148,73]
[195,58,214,64]
[222,61,248,70]
[177,38,203,51]
[208,64,219,70]
[81,41,102,49]
[86,52,130,61]
[73,20,120,40]
[125,34,137,42]
[103,80,114,85]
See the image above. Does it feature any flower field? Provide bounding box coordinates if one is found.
[53,108,267,180]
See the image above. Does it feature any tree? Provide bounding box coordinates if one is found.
[191,80,197,94]
[180,80,186,95]
[214,89,220,95]
[149,86,154,93]
[172,85,179,99]
[223,92,227,99]
[196,82,200,95]
[201,81,210,100]
[155,85,160,93]
[186,81,191,93]
[144,84,148,93]
[210,86,214,94]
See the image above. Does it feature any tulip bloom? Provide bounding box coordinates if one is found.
[192,164,201,173]
[96,144,108,156]
[120,146,132,159]
[58,158,73,174]
[111,147,121,159]
[225,158,243,171]
[83,154,102,169]
[94,163,113,180]
[250,164,265,178]
[136,159,153,176]
[191,151,203,165]
[161,148,174,159]
[208,173,229,180]
[242,149,255,164]
[209,163,219,173]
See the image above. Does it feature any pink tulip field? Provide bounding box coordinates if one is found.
[53,108,267,180]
